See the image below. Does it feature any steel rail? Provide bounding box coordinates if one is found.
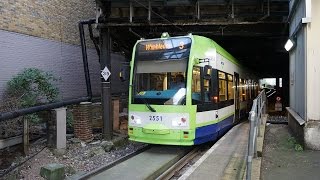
[156,146,202,180]
[78,145,152,180]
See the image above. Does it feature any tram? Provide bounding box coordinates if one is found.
[128,33,259,145]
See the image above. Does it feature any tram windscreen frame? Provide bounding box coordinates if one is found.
[132,37,192,105]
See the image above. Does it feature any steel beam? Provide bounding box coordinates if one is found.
[100,28,113,140]
[196,1,200,20]
[148,0,151,22]
[130,1,133,23]
[99,21,284,28]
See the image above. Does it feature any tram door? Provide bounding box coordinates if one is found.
[234,72,240,122]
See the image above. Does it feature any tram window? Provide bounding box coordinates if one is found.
[242,80,247,101]
[150,73,166,91]
[203,68,211,103]
[192,66,201,104]
[218,71,227,101]
[252,82,256,98]
[227,74,234,100]
[169,72,185,90]
[239,79,243,101]
[248,81,252,99]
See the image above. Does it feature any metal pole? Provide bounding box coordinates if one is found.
[246,110,255,180]
[267,0,270,16]
[257,98,261,137]
[0,97,90,121]
[260,97,263,125]
[100,28,113,140]
[23,117,29,155]
[264,92,267,114]
[148,0,151,22]
[130,1,133,23]
[231,0,234,18]
[254,107,258,158]
[197,1,200,20]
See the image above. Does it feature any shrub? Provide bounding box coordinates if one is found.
[5,68,60,123]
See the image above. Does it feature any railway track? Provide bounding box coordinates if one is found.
[79,144,209,180]
[78,144,152,179]
[156,146,204,180]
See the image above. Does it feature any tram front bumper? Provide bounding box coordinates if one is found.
[128,126,195,146]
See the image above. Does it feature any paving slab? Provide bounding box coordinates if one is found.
[261,124,320,180]
[179,122,249,180]
[90,146,188,180]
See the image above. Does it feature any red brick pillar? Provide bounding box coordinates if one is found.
[73,102,93,142]
[112,98,120,131]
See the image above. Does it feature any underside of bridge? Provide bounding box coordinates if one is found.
[95,0,289,77]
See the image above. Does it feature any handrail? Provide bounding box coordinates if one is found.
[246,89,267,180]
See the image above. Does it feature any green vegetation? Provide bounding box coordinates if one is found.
[66,110,74,129]
[287,136,304,152]
[6,68,60,123]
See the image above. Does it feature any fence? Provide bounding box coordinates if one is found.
[246,90,267,180]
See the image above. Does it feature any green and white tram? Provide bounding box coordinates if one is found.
[128,33,259,145]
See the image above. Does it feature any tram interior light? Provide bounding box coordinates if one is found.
[285,39,294,51]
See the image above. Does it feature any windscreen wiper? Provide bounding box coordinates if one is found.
[143,99,156,112]
[132,85,156,112]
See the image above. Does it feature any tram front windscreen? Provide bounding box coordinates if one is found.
[132,37,191,105]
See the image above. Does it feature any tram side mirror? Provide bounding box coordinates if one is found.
[119,63,130,82]
[119,68,126,82]
[203,65,212,80]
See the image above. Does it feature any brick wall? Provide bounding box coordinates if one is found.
[73,102,93,141]
[0,0,96,45]
[73,98,128,139]
[0,1,128,104]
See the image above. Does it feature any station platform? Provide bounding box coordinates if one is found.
[179,122,249,180]
[178,116,320,180]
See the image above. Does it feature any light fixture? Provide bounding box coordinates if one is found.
[284,39,294,51]
[161,32,170,38]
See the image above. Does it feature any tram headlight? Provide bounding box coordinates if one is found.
[130,115,142,125]
[172,117,188,127]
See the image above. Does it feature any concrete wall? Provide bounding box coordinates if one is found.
[0,29,128,102]
[289,0,306,119]
[306,0,320,122]
[288,0,320,150]
[0,29,98,101]
[0,0,129,103]
[303,0,320,150]
[0,0,97,102]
